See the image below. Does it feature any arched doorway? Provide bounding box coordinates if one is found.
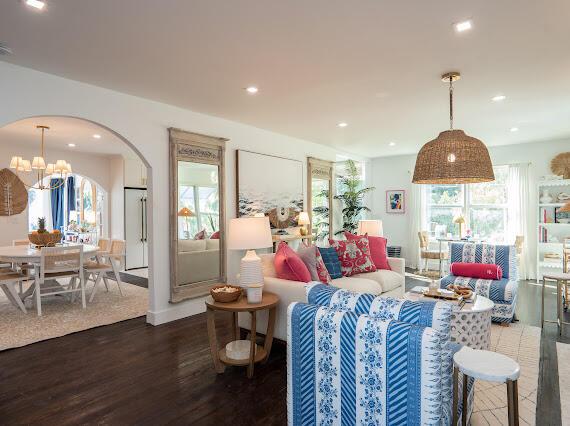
[0,115,153,348]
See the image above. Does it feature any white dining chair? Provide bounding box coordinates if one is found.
[0,271,27,313]
[12,239,34,291]
[97,238,111,254]
[34,245,86,316]
[85,239,126,302]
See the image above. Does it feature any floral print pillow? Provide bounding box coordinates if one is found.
[329,238,377,277]
[315,248,332,284]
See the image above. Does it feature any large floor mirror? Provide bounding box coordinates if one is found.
[307,157,334,244]
[169,128,227,302]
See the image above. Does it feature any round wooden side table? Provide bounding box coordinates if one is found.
[205,291,279,378]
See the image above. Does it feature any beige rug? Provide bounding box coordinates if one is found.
[471,323,541,425]
[557,342,570,425]
[0,280,148,351]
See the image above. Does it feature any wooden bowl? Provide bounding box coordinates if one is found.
[28,232,61,248]
[210,285,243,303]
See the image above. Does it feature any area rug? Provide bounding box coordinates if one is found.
[557,342,570,425]
[471,323,541,425]
[0,281,148,351]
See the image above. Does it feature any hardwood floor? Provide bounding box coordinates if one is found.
[0,276,568,425]
[0,312,287,425]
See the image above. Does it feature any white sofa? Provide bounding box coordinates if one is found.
[238,253,405,342]
[177,239,220,285]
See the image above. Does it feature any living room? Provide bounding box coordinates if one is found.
[0,1,569,425]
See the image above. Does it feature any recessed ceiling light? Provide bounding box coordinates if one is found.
[492,95,506,102]
[25,0,46,10]
[245,86,258,94]
[454,20,472,33]
[510,127,519,132]
[389,142,396,146]
[68,143,76,147]
[93,134,101,139]
[337,122,348,128]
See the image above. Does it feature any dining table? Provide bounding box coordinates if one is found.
[0,243,99,308]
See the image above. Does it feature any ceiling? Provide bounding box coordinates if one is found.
[0,116,138,158]
[1,0,569,158]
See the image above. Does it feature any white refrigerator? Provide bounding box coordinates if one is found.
[125,188,148,270]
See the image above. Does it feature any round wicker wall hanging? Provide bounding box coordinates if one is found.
[0,168,28,216]
[551,152,570,179]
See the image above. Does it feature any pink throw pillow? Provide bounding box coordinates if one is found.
[274,242,312,282]
[451,262,503,280]
[329,238,377,277]
[315,248,332,284]
[345,232,391,270]
[194,229,206,240]
[210,231,220,239]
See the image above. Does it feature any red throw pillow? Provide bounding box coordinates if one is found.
[315,248,332,284]
[274,242,312,282]
[450,262,503,280]
[210,231,220,239]
[329,238,377,277]
[345,232,391,270]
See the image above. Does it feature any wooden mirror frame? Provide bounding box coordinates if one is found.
[169,128,228,303]
[307,157,334,241]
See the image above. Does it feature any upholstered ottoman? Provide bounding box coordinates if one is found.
[440,242,519,324]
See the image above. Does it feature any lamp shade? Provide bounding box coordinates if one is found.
[357,220,383,237]
[32,156,46,170]
[412,129,495,184]
[228,217,273,250]
[178,207,195,217]
[22,160,32,172]
[9,156,21,169]
[298,211,310,225]
[45,163,55,175]
[453,215,466,224]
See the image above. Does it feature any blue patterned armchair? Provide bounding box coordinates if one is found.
[440,242,518,323]
[288,302,448,425]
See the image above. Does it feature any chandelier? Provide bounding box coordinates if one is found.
[9,125,72,190]
[412,72,494,184]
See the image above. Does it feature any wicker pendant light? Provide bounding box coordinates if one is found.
[412,72,495,184]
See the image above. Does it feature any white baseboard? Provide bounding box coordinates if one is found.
[146,297,207,325]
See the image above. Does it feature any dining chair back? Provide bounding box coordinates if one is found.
[34,245,86,316]
[97,238,110,253]
[418,231,429,250]
[84,239,126,302]
[12,239,30,246]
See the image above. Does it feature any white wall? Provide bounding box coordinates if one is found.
[370,137,570,278]
[0,61,363,325]
[0,141,112,246]
[109,155,125,240]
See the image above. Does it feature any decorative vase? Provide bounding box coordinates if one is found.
[540,189,553,204]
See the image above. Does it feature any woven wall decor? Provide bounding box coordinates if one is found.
[0,168,28,216]
[551,152,570,179]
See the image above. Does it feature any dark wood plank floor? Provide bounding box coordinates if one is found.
[0,276,568,425]
[0,311,287,425]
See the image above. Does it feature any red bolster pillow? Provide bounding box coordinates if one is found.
[450,262,503,280]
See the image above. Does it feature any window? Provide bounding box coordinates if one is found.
[425,166,509,242]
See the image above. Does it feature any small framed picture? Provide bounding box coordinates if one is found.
[386,190,405,214]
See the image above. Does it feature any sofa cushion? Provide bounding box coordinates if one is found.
[317,247,342,279]
[330,276,383,295]
[194,229,206,240]
[274,242,311,282]
[206,239,219,251]
[329,238,376,276]
[296,244,319,281]
[178,239,207,253]
[315,249,331,284]
[345,232,391,270]
[260,253,277,278]
[210,231,220,239]
[353,269,404,292]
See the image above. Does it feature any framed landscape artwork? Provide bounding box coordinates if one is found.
[386,189,405,214]
[236,150,303,229]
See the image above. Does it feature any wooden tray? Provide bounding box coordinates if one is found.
[422,288,462,301]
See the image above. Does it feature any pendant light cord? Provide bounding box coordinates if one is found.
[449,76,454,130]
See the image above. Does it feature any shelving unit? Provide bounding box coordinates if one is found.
[536,179,570,280]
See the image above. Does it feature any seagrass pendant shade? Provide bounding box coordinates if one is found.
[412,72,495,184]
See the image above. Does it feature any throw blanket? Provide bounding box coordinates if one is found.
[287,303,445,426]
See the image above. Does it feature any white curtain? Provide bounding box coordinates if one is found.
[507,163,531,279]
[407,183,426,269]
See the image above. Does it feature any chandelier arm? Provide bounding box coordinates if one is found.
[12,170,67,191]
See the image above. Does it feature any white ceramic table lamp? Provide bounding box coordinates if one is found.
[228,217,273,289]
[357,220,383,237]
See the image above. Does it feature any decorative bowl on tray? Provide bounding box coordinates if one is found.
[210,285,243,303]
[446,284,474,299]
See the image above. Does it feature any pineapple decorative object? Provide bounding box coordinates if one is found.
[28,217,61,247]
